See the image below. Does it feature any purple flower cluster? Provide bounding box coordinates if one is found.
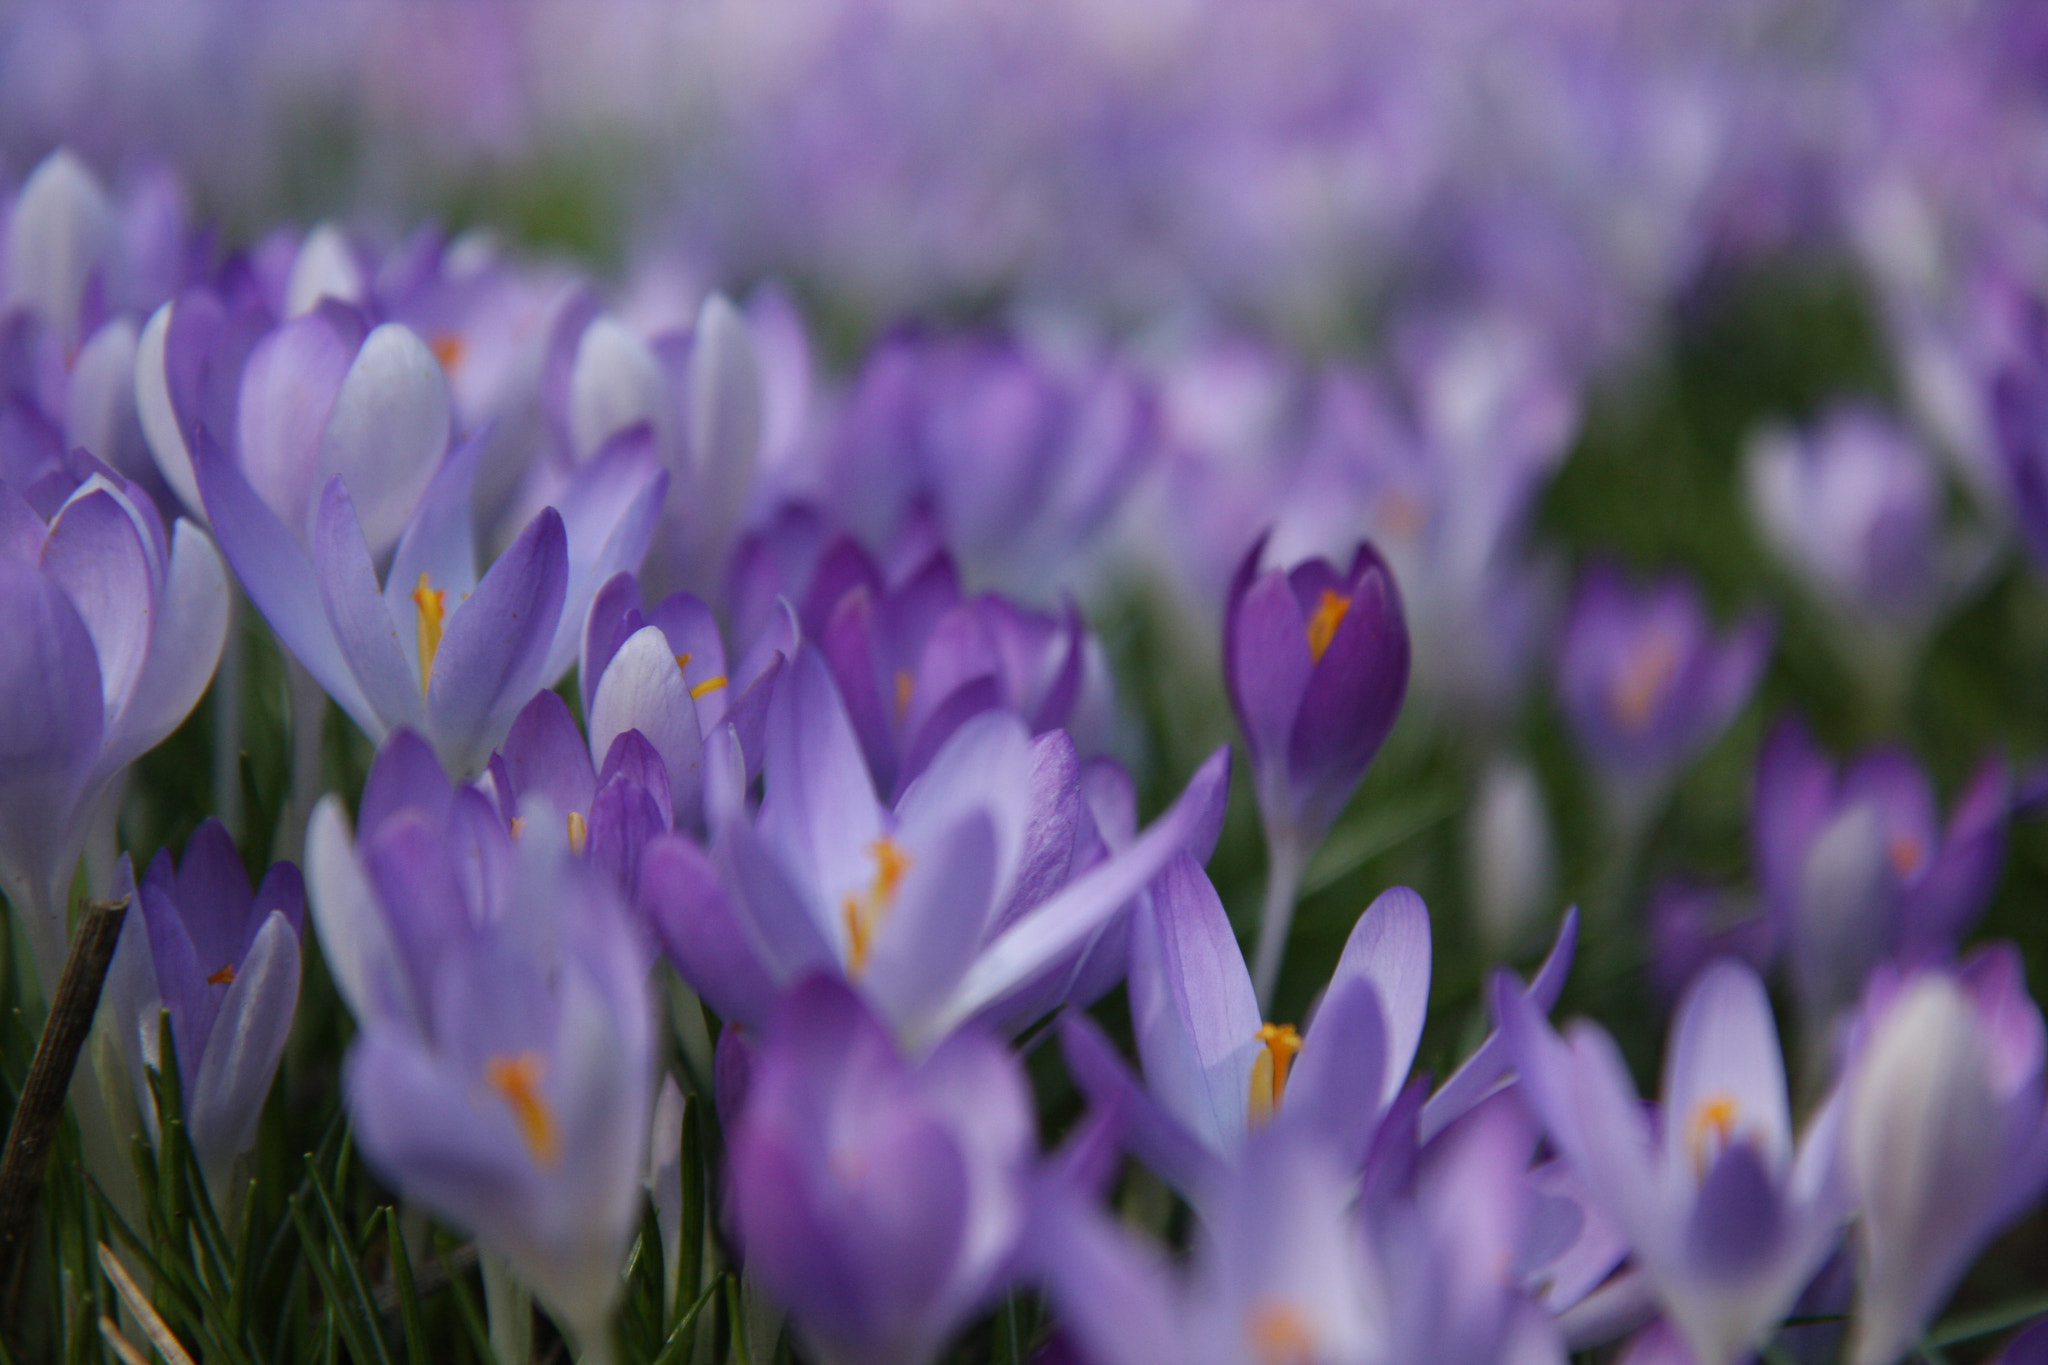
[4,135,2048,1365]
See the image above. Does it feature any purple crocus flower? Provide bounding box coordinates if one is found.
[190,401,665,776]
[101,819,302,1195]
[308,736,655,1354]
[1752,717,2008,1034]
[1744,406,1984,644]
[1841,949,2048,1365]
[0,459,228,994]
[1556,565,1771,815]
[727,974,1033,1365]
[577,569,788,829]
[485,689,677,898]
[1062,854,1577,1200]
[1223,535,1409,1001]
[731,532,1109,801]
[1497,959,1847,1365]
[814,329,1157,596]
[648,647,1228,1051]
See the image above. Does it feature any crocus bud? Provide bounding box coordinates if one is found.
[102,820,303,1197]
[1467,755,1554,955]
[1845,957,2048,1365]
[1224,535,1410,850]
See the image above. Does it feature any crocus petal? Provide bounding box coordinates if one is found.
[1423,907,1577,1140]
[319,322,450,559]
[580,570,643,718]
[4,150,110,346]
[1058,1012,1228,1199]
[932,744,1230,1039]
[193,430,377,733]
[497,690,597,817]
[135,302,202,517]
[236,304,360,530]
[426,508,569,777]
[865,811,999,1049]
[1328,884,1431,1109]
[715,816,841,986]
[384,427,487,627]
[313,477,425,740]
[688,292,763,533]
[40,486,152,710]
[639,833,780,1028]
[1129,853,1261,1154]
[304,796,412,1030]
[589,624,702,827]
[1661,961,1792,1179]
[1285,974,1388,1168]
[543,435,668,682]
[1226,551,1311,776]
[100,518,228,774]
[757,649,885,899]
[187,909,300,1188]
[569,317,672,462]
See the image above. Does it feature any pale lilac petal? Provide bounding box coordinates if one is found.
[39,484,154,719]
[319,323,451,558]
[865,812,999,1048]
[135,302,200,517]
[569,317,673,462]
[688,293,763,535]
[384,428,486,633]
[187,909,300,1187]
[1424,908,1578,1140]
[304,796,411,1029]
[194,431,376,733]
[543,436,668,681]
[715,817,839,985]
[313,478,424,740]
[1058,1013,1227,1198]
[1329,884,1431,1108]
[1129,854,1260,1154]
[236,305,359,531]
[100,518,227,774]
[1661,961,1792,1178]
[757,649,884,898]
[1285,975,1388,1167]
[935,745,1231,1040]
[639,833,779,1027]
[589,624,702,827]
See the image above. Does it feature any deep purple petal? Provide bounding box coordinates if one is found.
[426,507,569,777]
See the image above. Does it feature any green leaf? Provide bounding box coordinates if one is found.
[648,1278,723,1365]
[382,1208,431,1365]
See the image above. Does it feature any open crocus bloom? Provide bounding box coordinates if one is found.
[309,744,654,1351]
[1498,960,1848,1365]
[192,411,665,777]
[653,648,1229,1052]
[1063,855,1577,1200]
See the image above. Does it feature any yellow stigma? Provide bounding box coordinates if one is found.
[1247,1299,1319,1365]
[1247,1021,1304,1127]
[674,651,728,701]
[566,810,588,856]
[411,572,447,698]
[430,332,465,373]
[1687,1092,1740,1176]
[894,670,915,722]
[1608,631,1683,733]
[1305,589,1352,664]
[841,836,913,976]
[206,963,237,986]
[485,1052,560,1166]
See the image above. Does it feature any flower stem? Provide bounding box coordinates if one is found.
[1252,829,1307,1011]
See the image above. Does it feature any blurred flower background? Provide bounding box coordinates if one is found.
[4,0,2048,1362]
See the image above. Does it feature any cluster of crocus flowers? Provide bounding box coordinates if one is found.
[6,140,2048,1365]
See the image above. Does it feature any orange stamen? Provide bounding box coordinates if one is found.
[1247,1299,1319,1365]
[1608,631,1683,733]
[894,670,915,722]
[1687,1093,1740,1176]
[1887,835,1923,877]
[411,572,447,698]
[1305,589,1352,664]
[566,810,588,856]
[430,333,465,373]
[1247,1021,1303,1127]
[206,963,237,986]
[841,836,913,975]
[485,1053,560,1166]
